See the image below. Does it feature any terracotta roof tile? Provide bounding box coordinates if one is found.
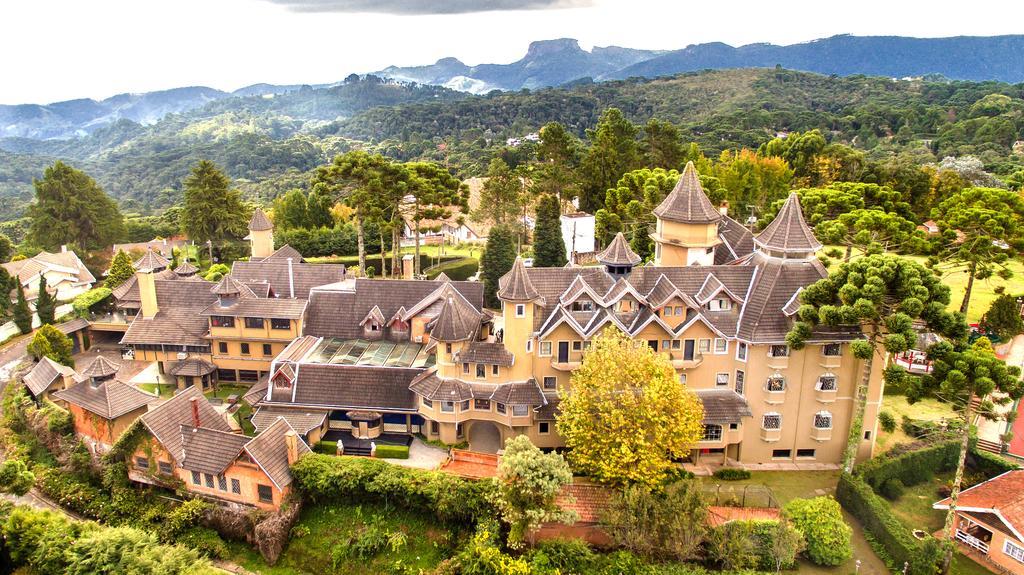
[935,470,1024,538]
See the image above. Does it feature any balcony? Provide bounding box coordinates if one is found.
[88,312,131,332]
[764,389,786,405]
[766,353,789,370]
[955,530,990,555]
[670,353,704,370]
[550,360,582,372]
[815,388,837,403]
[760,428,782,442]
[810,427,832,442]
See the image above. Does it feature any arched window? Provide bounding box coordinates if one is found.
[762,413,782,430]
[813,411,833,429]
[766,373,786,392]
[817,373,837,391]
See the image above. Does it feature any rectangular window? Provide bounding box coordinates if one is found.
[539,422,550,434]
[675,306,683,316]
[515,304,525,317]
[205,474,214,488]
[238,370,259,382]
[707,298,732,311]
[422,397,433,408]
[244,317,264,329]
[218,342,228,354]
[814,412,833,429]
[463,362,470,374]
[135,456,149,470]
[763,414,782,430]
[735,370,745,395]
[476,364,486,378]
[192,471,201,485]
[817,376,837,391]
[772,449,792,458]
[661,339,671,350]
[218,475,228,491]
[512,405,528,417]
[769,344,790,357]
[497,403,507,415]
[218,368,237,382]
[257,484,273,503]
[158,461,172,475]
[572,341,582,351]
[702,424,723,441]
[456,423,464,438]
[679,373,687,385]
[822,343,841,356]
[543,376,557,390]
[736,342,748,361]
[262,344,272,356]
[796,449,816,458]
[441,401,454,413]
[211,316,235,328]
[1003,540,1024,564]
[698,339,711,354]
[270,318,290,330]
[582,341,591,350]
[671,339,681,350]
[240,343,250,355]
[231,478,241,494]
[474,399,491,411]
[460,400,470,411]
[430,421,439,434]
[570,300,593,312]
[729,423,739,430]
[491,364,499,376]
[714,339,728,354]
[716,373,729,386]
[539,341,552,356]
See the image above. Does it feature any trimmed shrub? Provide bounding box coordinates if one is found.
[707,520,758,570]
[878,410,896,433]
[374,444,410,459]
[880,478,905,500]
[71,287,112,318]
[782,497,851,566]
[712,468,751,481]
[836,473,943,575]
[857,439,959,490]
[968,448,1020,479]
[313,440,339,455]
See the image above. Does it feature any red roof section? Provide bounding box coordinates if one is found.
[557,482,612,524]
[935,470,1024,537]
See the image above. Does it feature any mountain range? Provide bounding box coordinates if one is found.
[3,34,1024,141]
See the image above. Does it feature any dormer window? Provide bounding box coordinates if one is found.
[571,300,594,312]
[618,299,632,312]
[368,323,380,332]
[707,298,733,311]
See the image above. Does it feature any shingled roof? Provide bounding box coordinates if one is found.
[121,278,217,347]
[653,162,722,225]
[935,470,1024,541]
[139,387,233,462]
[244,417,310,490]
[453,342,515,366]
[179,426,250,475]
[754,193,822,254]
[54,379,155,420]
[251,407,327,435]
[496,257,540,302]
[79,355,120,379]
[210,274,254,297]
[231,259,345,299]
[167,357,217,377]
[695,389,753,424]
[267,363,419,411]
[134,249,171,272]
[429,294,483,342]
[595,232,642,266]
[174,260,199,276]
[248,207,273,232]
[24,357,75,397]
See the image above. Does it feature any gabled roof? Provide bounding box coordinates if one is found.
[695,273,743,304]
[264,244,303,262]
[244,417,311,490]
[429,294,483,342]
[79,355,121,379]
[120,278,218,347]
[715,216,755,264]
[754,192,822,254]
[695,389,753,424]
[24,357,75,397]
[53,379,155,420]
[139,387,232,463]
[134,249,171,272]
[1,249,96,288]
[359,305,386,327]
[653,162,722,225]
[167,357,217,377]
[496,257,540,302]
[179,425,250,475]
[231,259,345,299]
[595,232,641,266]
[248,207,274,232]
[935,470,1024,542]
[251,407,327,435]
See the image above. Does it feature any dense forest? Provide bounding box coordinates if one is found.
[0,68,1022,226]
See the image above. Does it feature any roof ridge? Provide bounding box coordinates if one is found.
[754,192,822,254]
[653,162,722,225]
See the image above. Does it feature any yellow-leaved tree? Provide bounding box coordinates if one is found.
[557,329,703,488]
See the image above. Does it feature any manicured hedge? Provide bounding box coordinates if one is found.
[856,440,959,490]
[313,440,338,455]
[968,448,1020,478]
[291,453,496,525]
[836,473,943,575]
[712,468,751,481]
[374,444,410,459]
[71,287,112,318]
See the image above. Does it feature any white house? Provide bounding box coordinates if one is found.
[560,213,595,262]
[1,247,96,303]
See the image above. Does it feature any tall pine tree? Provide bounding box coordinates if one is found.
[13,283,31,334]
[35,276,55,326]
[532,194,566,267]
[27,161,125,251]
[481,225,517,308]
[179,160,249,245]
[106,250,135,289]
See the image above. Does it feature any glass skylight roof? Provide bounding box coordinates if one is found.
[305,338,434,368]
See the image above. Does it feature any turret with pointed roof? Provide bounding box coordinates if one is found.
[497,257,540,303]
[174,260,199,277]
[134,249,171,273]
[651,162,723,267]
[248,208,274,232]
[754,192,822,260]
[247,207,275,260]
[596,232,641,278]
[80,355,120,382]
[430,295,483,342]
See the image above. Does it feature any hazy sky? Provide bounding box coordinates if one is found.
[1,0,1021,105]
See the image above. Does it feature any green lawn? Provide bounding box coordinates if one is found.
[953,554,996,575]
[205,384,256,434]
[225,501,458,575]
[876,395,957,454]
[137,383,176,398]
[888,472,951,533]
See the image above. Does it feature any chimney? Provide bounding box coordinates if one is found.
[284,430,298,466]
[719,200,730,216]
[190,397,201,428]
[60,244,68,253]
[402,254,414,280]
[137,270,159,318]
[287,258,295,299]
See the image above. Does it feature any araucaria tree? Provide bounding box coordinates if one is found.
[558,329,704,487]
[480,225,516,308]
[493,435,575,549]
[786,255,964,472]
[579,108,641,213]
[35,276,55,326]
[815,209,920,261]
[106,250,135,289]
[532,194,566,267]
[406,162,468,275]
[980,293,1024,340]
[929,187,1024,316]
[907,339,1022,572]
[179,160,249,245]
[28,161,125,251]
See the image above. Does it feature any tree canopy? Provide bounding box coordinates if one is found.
[493,435,575,549]
[106,250,135,289]
[480,225,516,308]
[27,324,74,367]
[531,194,566,268]
[179,160,249,244]
[27,161,125,251]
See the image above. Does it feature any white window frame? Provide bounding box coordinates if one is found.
[511,404,528,417]
[813,411,833,430]
[713,338,728,354]
[572,341,582,351]
[766,374,786,392]
[679,373,687,385]
[538,421,550,435]
[736,341,748,361]
[769,344,790,358]
[698,339,712,354]
[422,397,433,408]
[671,339,681,350]
[1003,540,1024,564]
[526,339,533,353]
[539,341,552,356]
[735,370,745,395]
[822,343,842,357]
[542,376,557,390]
[716,372,730,386]
[515,304,525,317]
[440,401,454,413]
[762,413,782,430]
[701,424,723,442]
[816,374,838,391]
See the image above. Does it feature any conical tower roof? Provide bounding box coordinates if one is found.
[496,257,540,302]
[596,232,642,266]
[248,207,273,232]
[653,161,722,224]
[134,249,171,273]
[754,192,822,255]
[210,274,251,297]
[430,295,482,342]
[174,260,199,276]
[80,355,120,379]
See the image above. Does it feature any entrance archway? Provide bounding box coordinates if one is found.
[468,421,502,453]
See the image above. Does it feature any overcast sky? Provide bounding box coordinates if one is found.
[1,0,1021,105]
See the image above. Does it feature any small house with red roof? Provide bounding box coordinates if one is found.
[934,470,1024,573]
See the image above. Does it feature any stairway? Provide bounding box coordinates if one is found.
[342,444,373,457]
[974,438,1004,455]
